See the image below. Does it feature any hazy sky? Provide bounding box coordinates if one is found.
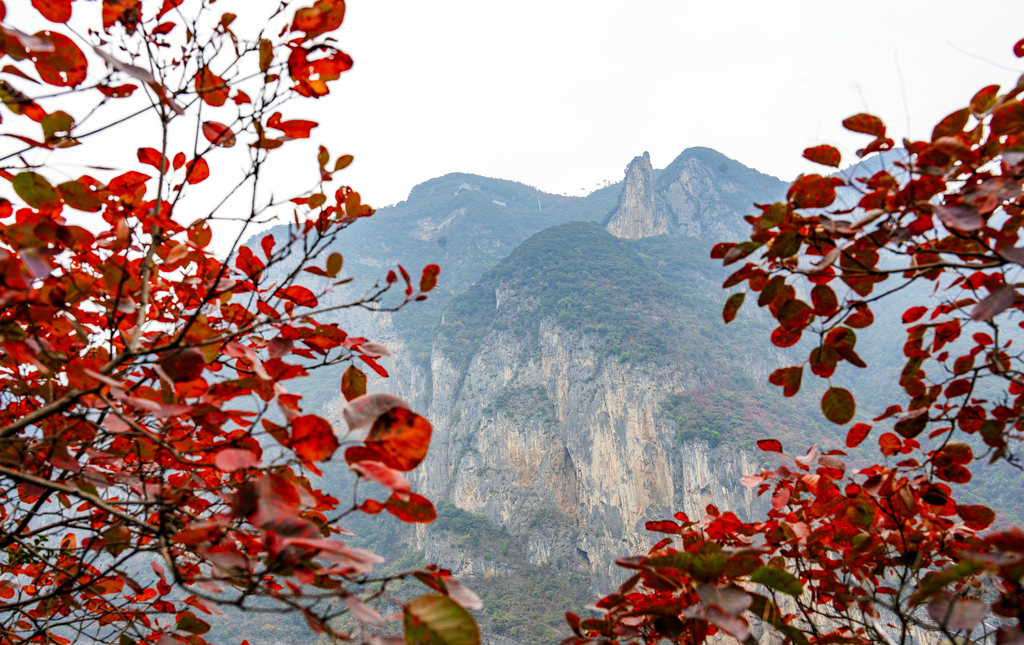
[319,0,1023,206]
[5,0,1023,213]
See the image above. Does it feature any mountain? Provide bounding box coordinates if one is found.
[605,148,788,241]
[228,147,1024,645]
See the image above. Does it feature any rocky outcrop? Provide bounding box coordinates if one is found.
[411,317,765,592]
[605,152,673,239]
[605,148,788,243]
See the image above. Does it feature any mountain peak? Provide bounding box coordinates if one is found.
[605,151,672,239]
[605,147,789,242]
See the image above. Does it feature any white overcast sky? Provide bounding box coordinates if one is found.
[320,0,1024,206]
[5,0,1024,212]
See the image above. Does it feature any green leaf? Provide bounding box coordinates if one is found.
[42,110,74,143]
[404,594,480,645]
[751,566,803,597]
[821,387,855,425]
[334,154,354,171]
[13,171,59,210]
[175,611,210,635]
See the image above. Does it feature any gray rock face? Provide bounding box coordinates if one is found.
[376,310,768,593]
[605,152,672,239]
[605,148,789,243]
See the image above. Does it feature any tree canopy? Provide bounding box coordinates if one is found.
[0,2,479,644]
[565,37,1024,645]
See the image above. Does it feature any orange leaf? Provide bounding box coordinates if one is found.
[267,111,317,138]
[802,144,841,168]
[185,157,209,184]
[290,415,338,462]
[291,0,346,40]
[842,113,886,137]
[194,68,229,107]
[364,407,431,472]
[102,0,141,32]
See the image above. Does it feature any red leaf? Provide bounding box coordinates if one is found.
[842,113,886,137]
[202,121,236,147]
[902,306,928,324]
[215,448,259,472]
[184,157,210,184]
[267,111,317,138]
[420,264,441,292]
[971,85,1001,117]
[722,292,744,324]
[787,174,836,209]
[846,423,872,448]
[359,354,389,378]
[157,0,183,19]
[280,285,318,308]
[194,68,229,107]
[770,326,801,348]
[350,460,411,492]
[932,108,970,141]
[991,100,1024,138]
[878,432,901,456]
[955,504,995,530]
[768,366,802,397]
[261,234,275,259]
[102,0,141,32]
[385,491,436,523]
[137,147,169,173]
[97,83,137,98]
[108,170,149,197]
[289,415,339,462]
[31,0,73,23]
[291,0,346,39]
[802,145,841,168]
[757,439,783,453]
[159,347,205,382]
[364,407,432,472]
[360,498,385,514]
[31,30,87,87]
[821,387,856,425]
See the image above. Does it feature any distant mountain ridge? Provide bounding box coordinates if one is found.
[235,147,1017,645]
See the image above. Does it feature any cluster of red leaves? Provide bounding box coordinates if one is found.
[570,37,1024,645]
[714,71,1024,465]
[566,441,1024,645]
[0,2,476,645]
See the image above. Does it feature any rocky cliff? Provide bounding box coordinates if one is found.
[605,147,788,243]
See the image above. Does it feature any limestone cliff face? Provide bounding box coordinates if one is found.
[605,152,673,239]
[605,148,789,243]
[409,318,764,592]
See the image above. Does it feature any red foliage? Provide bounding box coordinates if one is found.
[570,34,1024,645]
[0,3,477,645]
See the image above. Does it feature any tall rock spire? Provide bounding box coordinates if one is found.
[605,152,672,239]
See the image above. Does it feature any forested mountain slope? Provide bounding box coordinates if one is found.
[228,148,1022,645]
